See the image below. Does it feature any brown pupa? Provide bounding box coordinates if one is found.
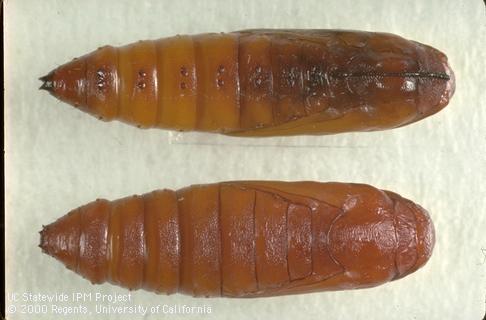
[39,29,455,137]
[40,181,435,297]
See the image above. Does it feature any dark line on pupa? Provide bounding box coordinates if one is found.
[332,71,450,80]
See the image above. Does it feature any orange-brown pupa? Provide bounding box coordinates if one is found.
[40,30,455,137]
[40,181,435,297]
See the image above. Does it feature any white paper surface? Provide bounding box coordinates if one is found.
[5,0,486,319]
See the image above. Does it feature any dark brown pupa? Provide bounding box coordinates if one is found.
[40,181,435,297]
[40,29,455,136]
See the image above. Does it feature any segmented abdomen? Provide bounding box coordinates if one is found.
[91,32,326,132]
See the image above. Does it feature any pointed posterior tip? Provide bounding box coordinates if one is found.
[39,73,54,92]
[38,210,82,273]
[38,226,48,253]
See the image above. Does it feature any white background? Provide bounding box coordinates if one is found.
[5,0,486,319]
